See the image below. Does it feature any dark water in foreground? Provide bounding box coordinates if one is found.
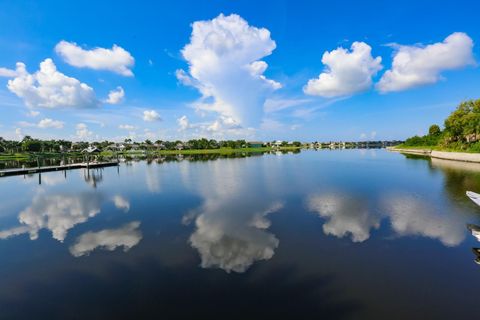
[1,149,480,319]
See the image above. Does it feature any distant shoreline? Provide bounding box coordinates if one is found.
[0,146,302,161]
[388,146,480,163]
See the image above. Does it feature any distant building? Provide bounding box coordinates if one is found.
[107,143,126,151]
[273,140,283,147]
[81,146,101,154]
[175,143,184,150]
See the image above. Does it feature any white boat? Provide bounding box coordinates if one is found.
[466,191,480,207]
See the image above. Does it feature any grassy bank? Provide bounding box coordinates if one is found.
[0,146,302,160]
[0,153,32,161]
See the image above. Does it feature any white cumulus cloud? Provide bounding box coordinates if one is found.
[304,42,382,97]
[377,32,475,92]
[76,123,93,139]
[105,86,125,104]
[143,109,161,122]
[6,59,98,109]
[38,118,64,129]
[55,40,135,76]
[177,13,280,127]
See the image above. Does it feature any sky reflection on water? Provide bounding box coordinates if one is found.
[1,150,480,319]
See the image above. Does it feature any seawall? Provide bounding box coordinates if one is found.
[387,147,480,163]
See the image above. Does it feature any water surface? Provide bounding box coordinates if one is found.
[1,149,479,319]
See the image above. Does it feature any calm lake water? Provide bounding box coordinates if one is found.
[1,149,480,319]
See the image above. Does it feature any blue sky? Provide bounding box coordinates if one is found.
[0,0,479,142]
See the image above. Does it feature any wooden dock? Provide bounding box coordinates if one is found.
[0,161,118,177]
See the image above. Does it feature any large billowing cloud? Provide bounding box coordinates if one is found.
[69,221,142,257]
[55,41,135,76]
[7,59,98,109]
[304,42,382,97]
[307,193,380,242]
[376,32,475,92]
[177,13,281,128]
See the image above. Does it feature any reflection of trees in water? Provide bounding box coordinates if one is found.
[119,150,302,167]
[429,158,480,205]
[121,149,305,165]
[399,153,480,205]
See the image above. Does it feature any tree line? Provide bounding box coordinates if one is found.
[403,99,480,151]
[0,136,302,154]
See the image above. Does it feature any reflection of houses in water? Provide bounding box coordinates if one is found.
[84,168,104,188]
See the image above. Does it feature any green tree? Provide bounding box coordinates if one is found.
[428,124,441,136]
[444,99,480,142]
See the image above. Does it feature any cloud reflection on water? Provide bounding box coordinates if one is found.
[382,194,465,246]
[307,192,466,246]
[188,201,282,273]
[69,221,142,257]
[307,193,380,242]
[183,159,282,273]
[0,191,132,243]
[17,191,103,241]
